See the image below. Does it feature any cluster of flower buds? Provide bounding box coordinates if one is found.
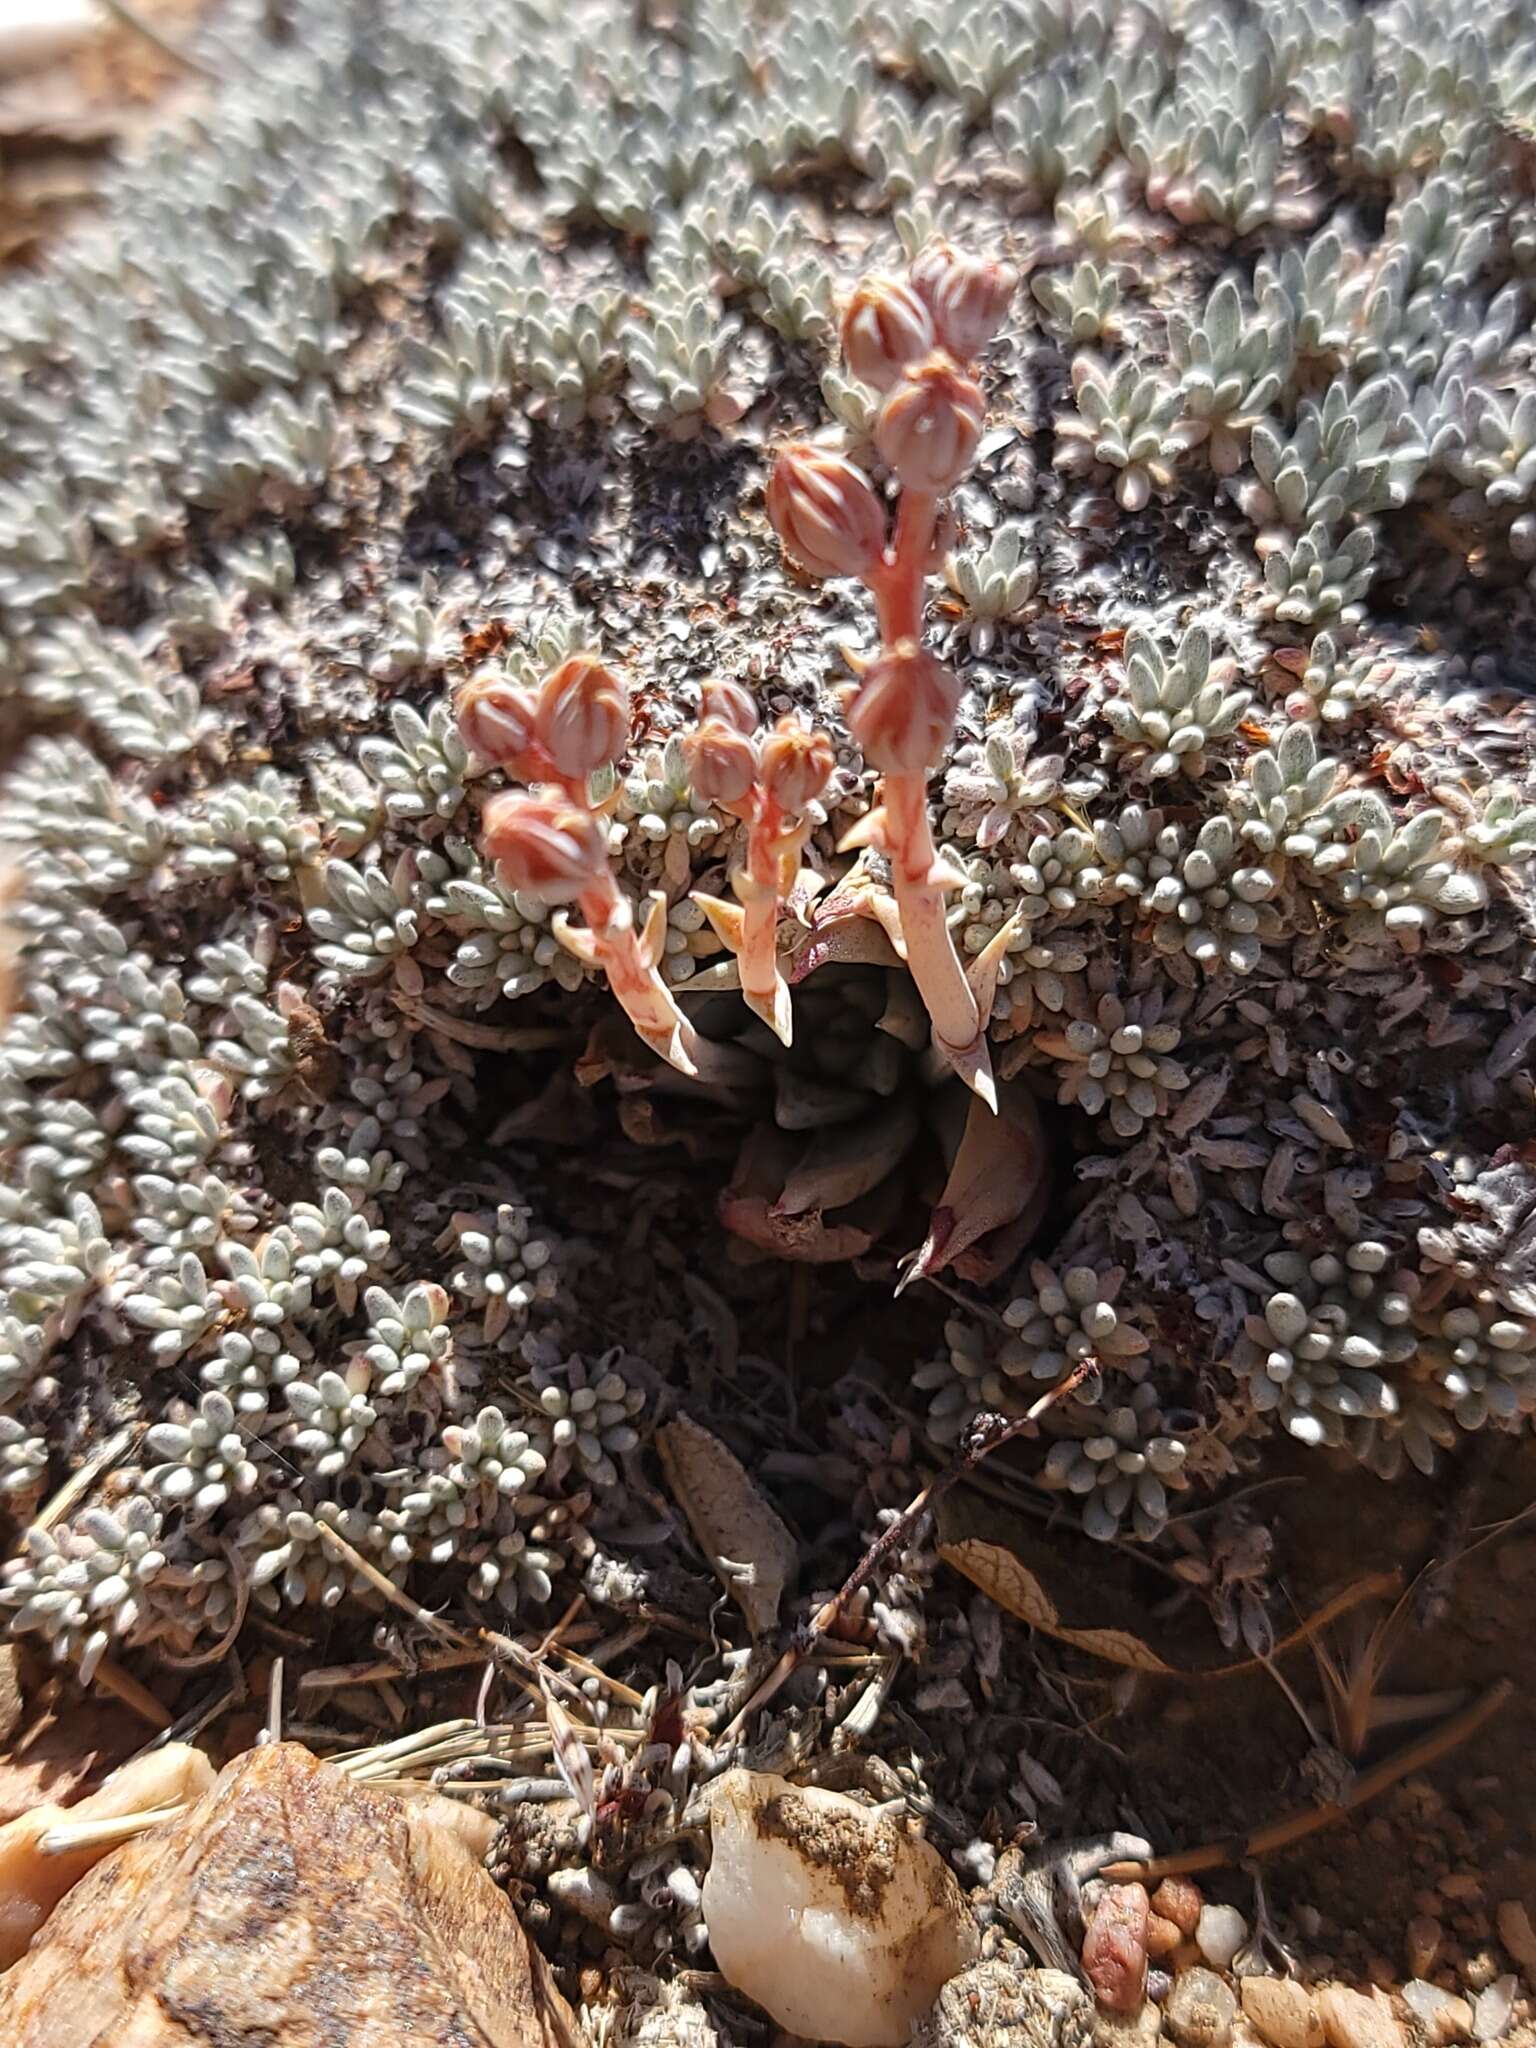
[460,654,728,1081]
[457,652,629,800]
[685,680,835,1046]
[766,241,1018,1107]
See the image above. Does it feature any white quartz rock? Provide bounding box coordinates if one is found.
[700,1768,978,2048]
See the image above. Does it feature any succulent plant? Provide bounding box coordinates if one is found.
[1167,275,1292,476]
[1035,988,1192,1139]
[1040,1382,1191,1542]
[529,1353,645,1490]
[1421,1293,1536,1432]
[942,523,1038,652]
[1001,1259,1151,1377]
[1310,795,1488,949]
[442,1202,561,1343]
[142,1390,264,1522]
[1,1498,168,1682]
[1030,260,1120,346]
[1056,355,1194,510]
[1100,622,1253,782]
[1231,1244,1420,1458]
[0,0,1534,1737]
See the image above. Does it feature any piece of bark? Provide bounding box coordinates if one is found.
[0,1741,585,2047]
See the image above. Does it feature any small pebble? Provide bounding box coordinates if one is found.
[1401,1980,1472,2044]
[1316,1983,1406,2048]
[1407,1916,1443,1979]
[1094,2003,1161,2048]
[1442,1875,1484,1903]
[1464,1951,1500,1993]
[1240,1975,1325,2048]
[1495,1900,1536,1974]
[1197,1905,1251,1973]
[1165,1967,1238,2048]
[1470,1975,1517,2043]
[1147,1915,1183,1961]
[1084,1883,1150,2014]
[1154,1879,1206,1938]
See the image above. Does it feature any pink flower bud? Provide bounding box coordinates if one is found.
[760,717,834,813]
[874,353,985,493]
[686,716,759,807]
[535,654,630,781]
[701,678,759,736]
[840,273,936,391]
[481,790,608,903]
[456,672,544,779]
[766,442,887,581]
[846,640,960,775]
[908,240,1018,363]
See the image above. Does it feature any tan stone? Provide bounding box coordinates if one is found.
[1241,1975,1326,2048]
[0,1740,214,1970]
[1092,1998,1161,2048]
[0,1742,584,2047]
[1401,1981,1472,2045]
[1316,1983,1406,2048]
[1152,1879,1205,1939]
[1164,1966,1237,2048]
[1146,1913,1183,1960]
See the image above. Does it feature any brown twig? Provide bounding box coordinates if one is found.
[1100,1678,1513,1882]
[298,1646,489,1695]
[90,1655,172,1730]
[28,1424,137,1540]
[724,1363,1097,1739]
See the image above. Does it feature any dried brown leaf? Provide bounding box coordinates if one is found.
[657,1416,798,1638]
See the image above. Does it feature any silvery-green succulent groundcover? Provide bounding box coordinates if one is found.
[1,0,1534,1837]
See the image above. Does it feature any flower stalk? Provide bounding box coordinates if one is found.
[687,689,835,1045]
[465,654,744,1083]
[768,241,1017,1107]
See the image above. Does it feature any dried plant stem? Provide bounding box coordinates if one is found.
[316,1522,462,1647]
[91,1655,172,1731]
[724,1363,1096,1739]
[1099,1678,1513,1882]
[28,1424,137,1539]
[297,1645,492,1695]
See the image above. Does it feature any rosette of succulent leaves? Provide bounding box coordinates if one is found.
[1,0,1536,1737]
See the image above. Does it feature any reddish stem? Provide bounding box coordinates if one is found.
[740,793,789,1024]
[859,486,992,1101]
[575,870,702,1074]
[884,772,982,1056]
[869,489,938,643]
